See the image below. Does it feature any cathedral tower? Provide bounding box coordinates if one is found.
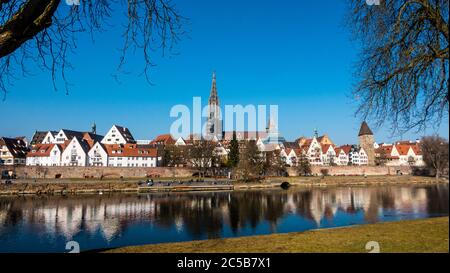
[206,72,222,140]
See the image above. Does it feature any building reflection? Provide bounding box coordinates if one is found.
[0,185,448,241]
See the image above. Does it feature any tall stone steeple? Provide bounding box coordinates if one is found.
[209,71,219,106]
[206,71,222,140]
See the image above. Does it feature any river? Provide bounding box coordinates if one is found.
[0,183,448,252]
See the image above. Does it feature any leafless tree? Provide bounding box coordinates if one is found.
[234,140,264,181]
[347,0,449,133]
[163,144,187,167]
[188,140,219,178]
[375,147,388,166]
[420,135,449,179]
[263,149,287,177]
[0,0,185,97]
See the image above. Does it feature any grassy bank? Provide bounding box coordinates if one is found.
[106,217,449,253]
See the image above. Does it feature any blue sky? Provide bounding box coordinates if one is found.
[0,0,448,145]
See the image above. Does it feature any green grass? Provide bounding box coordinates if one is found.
[106,217,449,253]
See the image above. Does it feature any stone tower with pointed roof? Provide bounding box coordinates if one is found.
[206,72,222,140]
[358,121,375,165]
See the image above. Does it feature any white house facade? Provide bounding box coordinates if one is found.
[26,144,62,166]
[61,137,89,166]
[88,142,108,167]
[105,144,160,167]
[101,125,136,145]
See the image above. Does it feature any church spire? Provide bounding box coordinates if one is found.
[206,71,222,140]
[209,71,219,105]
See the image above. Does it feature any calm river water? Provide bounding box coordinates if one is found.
[0,184,448,252]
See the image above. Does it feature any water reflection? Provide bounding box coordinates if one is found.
[0,184,448,252]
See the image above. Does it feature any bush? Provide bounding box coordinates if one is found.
[411,167,431,176]
[320,169,329,176]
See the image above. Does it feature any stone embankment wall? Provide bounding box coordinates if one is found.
[287,165,413,176]
[0,166,195,179]
[0,165,413,179]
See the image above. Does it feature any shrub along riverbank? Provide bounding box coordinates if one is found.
[106,217,449,253]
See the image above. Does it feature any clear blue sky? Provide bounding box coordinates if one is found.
[0,0,448,145]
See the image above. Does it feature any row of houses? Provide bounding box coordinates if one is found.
[0,125,162,167]
[0,122,425,168]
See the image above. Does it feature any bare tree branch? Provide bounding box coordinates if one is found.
[347,0,449,133]
[0,0,185,97]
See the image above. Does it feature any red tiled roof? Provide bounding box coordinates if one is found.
[395,144,412,156]
[375,145,393,155]
[338,145,352,155]
[151,134,175,145]
[104,144,158,157]
[300,139,313,150]
[293,148,305,156]
[321,144,334,153]
[27,144,55,157]
[411,144,422,155]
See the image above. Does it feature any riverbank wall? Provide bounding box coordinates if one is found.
[0,165,414,179]
[288,165,413,176]
[0,166,195,179]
